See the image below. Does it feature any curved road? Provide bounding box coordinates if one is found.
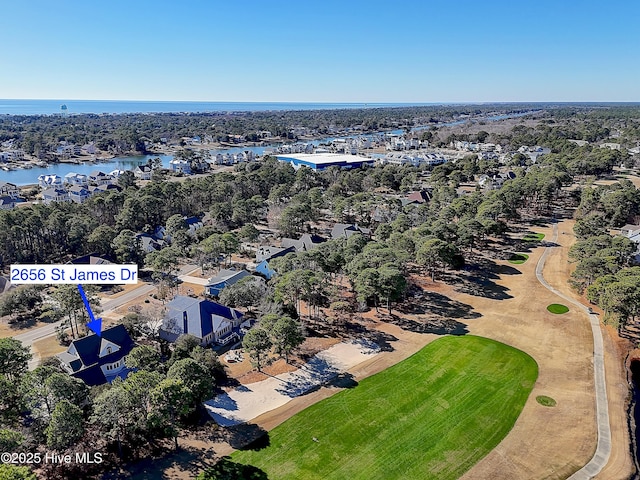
[535,221,611,479]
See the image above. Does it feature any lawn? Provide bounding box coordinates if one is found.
[523,232,545,242]
[508,253,529,264]
[232,335,538,480]
[547,304,569,314]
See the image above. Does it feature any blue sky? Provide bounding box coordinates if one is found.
[1,0,638,102]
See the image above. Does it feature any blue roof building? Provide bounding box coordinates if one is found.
[57,325,135,386]
[205,269,250,297]
[159,296,244,346]
[276,153,375,171]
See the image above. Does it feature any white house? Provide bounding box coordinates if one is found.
[134,165,152,180]
[38,174,62,188]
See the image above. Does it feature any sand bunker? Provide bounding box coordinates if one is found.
[205,338,380,426]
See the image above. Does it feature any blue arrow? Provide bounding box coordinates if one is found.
[77,284,102,337]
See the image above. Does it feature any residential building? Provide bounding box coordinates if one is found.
[57,325,135,386]
[184,216,204,235]
[64,172,89,186]
[68,185,91,203]
[134,165,153,180]
[88,170,112,185]
[170,159,192,174]
[255,246,295,280]
[0,196,17,210]
[135,233,166,253]
[281,233,327,252]
[38,174,62,188]
[331,223,371,240]
[42,187,69,204]
[159,296,244,346]
[205,269,250,297]
[0,181,19,198]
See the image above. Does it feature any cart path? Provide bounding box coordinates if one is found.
[535,220,611,479]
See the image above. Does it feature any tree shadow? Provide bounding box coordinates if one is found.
[399,291,481,319]
[497,265,522,275]
[329,372,359,389]
[451,257,513,300]
[199,457,269,480]
[384,314,469,335]
[226,423,271,451]
[358,330,397,352]
[102,445,216,480]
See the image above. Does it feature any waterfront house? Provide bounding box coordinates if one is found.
[0,181,19,198]
[38,174,62,188]
[88,170,112,185]
[205,269,250,297]
[64,172,89,186]
[159,296,244,346]
[134,165,152,180]
[82,143,97,155]
[57,325,135,386]
[68,185,91,203]
[42,187,69,204]
[170,158,192,174]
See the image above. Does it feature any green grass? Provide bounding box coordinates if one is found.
[523,232,545,242]
[547,304,569,314]
[232,336,538,480]
[536,395,557,407]
[508,253,529,264]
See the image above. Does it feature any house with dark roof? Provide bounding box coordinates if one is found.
[281,233,326,252]
[89,183,121,194]
[0,196,17,210]
[135,233,166,253]
[57,325,135,386]
[255,246,295,263]
[330,223,371,240]
[255,246,295,280]
[184,216,204,235]
[205,269,250,297]
[42,187,69,204]
[69,253,114,265]
[160,296,244,346]
[0,181,19,198]
[88,170,113,185]
[401,190,431,206]
[68,185,91,203]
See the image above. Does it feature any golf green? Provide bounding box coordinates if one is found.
[523,232,545,242]
[232,335,538,479]
[547,304,569,314]
[508,253,529,264]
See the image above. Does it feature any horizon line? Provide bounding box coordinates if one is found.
[1,98,640,105]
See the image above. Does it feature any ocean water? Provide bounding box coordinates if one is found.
[0,100,436,116]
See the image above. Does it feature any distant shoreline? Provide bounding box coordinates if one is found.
[0,100,441,116]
